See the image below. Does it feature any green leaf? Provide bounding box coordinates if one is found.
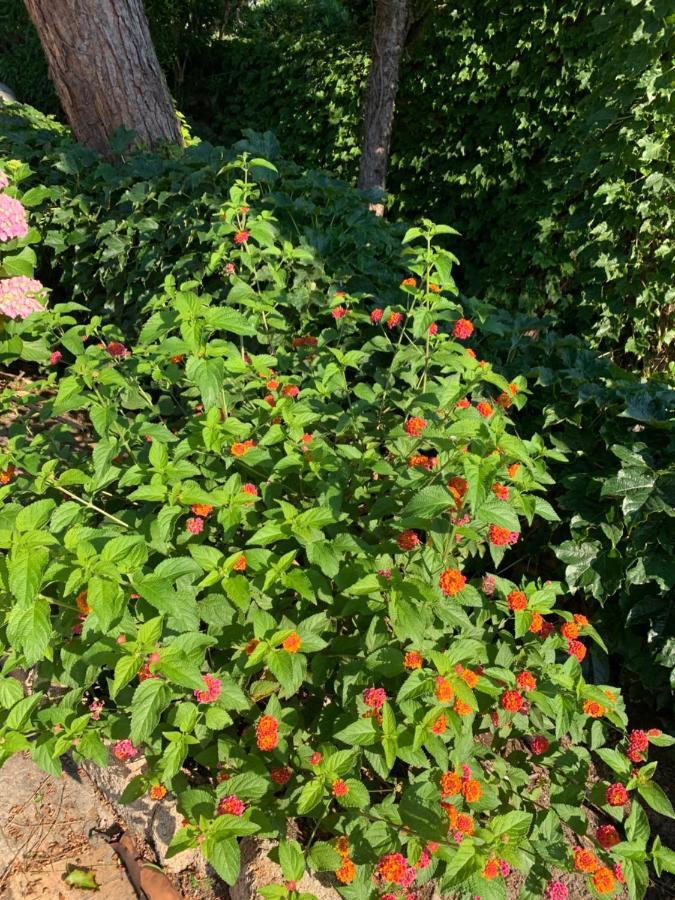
[279,840,306,881]
[15,499,55,532]
[64,867,99,891]
[337,779,370,809]
[204,835,240,885]
[595,747,631,776]
[625,802,650,846]
[401,485,452,518]
[637,782,674,819]
[307,842,342,872]
[333,717,379,747]
[8,547,48,603]
[6,597,52,665]
[489,810,533,840]
[111,655,142,698]
[297,778,325,814]
[130,679,172,745]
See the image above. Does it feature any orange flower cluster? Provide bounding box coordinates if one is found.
[516,671,537,692]
[282,631,302,653]
[440,771,462,797]
[233,554,247,572]
[443,803,474,836]
[191,503,213,516]
[256,715,279,751]
[454,699,473,716]
[583,700,605,718]
[0,465,16,484]
[560,621,579,639]
[592,867,616,894]
[404,416,426,436]
[529,611,544,633]
[439,568,466,597]
[462,779,482,803]
[335,838,355,884]
[332,779,349,797]
[435,676,454,702]
[501,690,523,712]
[404,651,423,670]
[507,590,528,611]
[456,665,479,688]
[448,476,468,506]
[408,453,438,470]
[431,714,448,734]
[574,847,599,873]
[492,482,509,500]
[75,590,90,615]
[149,784,167,801]
[231,440,256,456]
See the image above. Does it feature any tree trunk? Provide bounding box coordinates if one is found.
[23,0,183,154]
[358,0,411,216]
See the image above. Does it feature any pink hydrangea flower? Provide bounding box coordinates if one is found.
[0,277,45,319]
[0,170,9,191]
[0,194,28,242]
[113,739,139,761]
[194,673,221,703]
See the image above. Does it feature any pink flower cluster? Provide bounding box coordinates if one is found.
[194,673,221,703]
[544,882,568,900]
[113,739,139,761]
[0,276,44,319]
[0,193,28,242]
[363,687,387,709]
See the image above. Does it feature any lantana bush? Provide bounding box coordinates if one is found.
[0,156,674,900]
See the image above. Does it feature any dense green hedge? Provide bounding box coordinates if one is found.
[199,0,674,370]
[3,0,672,368]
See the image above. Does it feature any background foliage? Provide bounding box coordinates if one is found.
[2,0,672,367]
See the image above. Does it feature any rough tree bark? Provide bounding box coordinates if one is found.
[358,0,412,216]
[23,0,183,154]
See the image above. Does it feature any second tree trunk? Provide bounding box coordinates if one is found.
[358,0,411,216]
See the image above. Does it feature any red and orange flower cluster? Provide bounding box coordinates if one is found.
[256,715,279,751]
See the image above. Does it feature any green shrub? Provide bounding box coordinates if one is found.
[458,302,675,710]
[3,141,674,896]
[170,0,675,371]
[0,104,401,331]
